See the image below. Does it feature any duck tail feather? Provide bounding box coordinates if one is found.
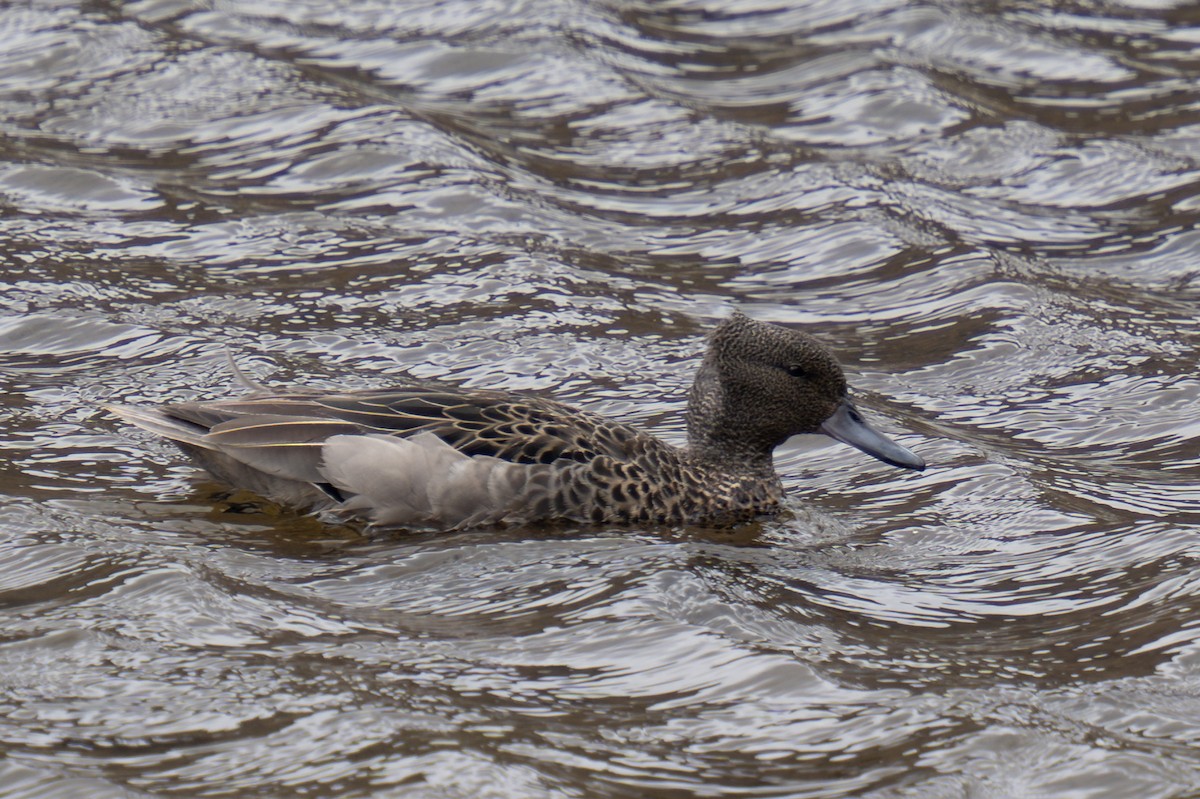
[102,403,214,450]
[224,347,272,395]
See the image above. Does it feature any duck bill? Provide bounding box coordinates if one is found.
[819,400,925,471]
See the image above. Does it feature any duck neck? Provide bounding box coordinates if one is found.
[687,428,779,476]
[685,363,779,476]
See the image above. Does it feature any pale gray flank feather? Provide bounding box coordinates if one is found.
[320,432,549,529]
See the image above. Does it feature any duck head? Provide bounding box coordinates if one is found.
[686,311,924,472]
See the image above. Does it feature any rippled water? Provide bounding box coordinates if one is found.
[3,1,1200,797]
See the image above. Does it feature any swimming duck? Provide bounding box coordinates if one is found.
[105,312,923,528]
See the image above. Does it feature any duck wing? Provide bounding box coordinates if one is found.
[315,388,635,463]
[150,386,640,486]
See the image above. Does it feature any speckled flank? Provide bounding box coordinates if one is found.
[106,312,920,529]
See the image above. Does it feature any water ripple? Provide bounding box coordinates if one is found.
[3,0,1200,797]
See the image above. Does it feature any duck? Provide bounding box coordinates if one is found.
[104,312,924,529]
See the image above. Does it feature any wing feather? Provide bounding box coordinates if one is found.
[145,385,644,475]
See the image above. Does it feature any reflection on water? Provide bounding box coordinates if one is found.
[3,0,1200,797]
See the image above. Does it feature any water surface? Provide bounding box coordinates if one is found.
[2,1,1200,797]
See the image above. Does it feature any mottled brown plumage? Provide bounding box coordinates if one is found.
[105,312,924,529]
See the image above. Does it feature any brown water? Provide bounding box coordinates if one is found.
[2,1,1200,797]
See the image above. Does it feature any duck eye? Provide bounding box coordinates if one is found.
[784,365,808,379]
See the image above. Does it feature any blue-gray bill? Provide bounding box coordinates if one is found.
[819,400,925,471]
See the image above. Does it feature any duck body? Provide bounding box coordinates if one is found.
[106,313,923,529]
